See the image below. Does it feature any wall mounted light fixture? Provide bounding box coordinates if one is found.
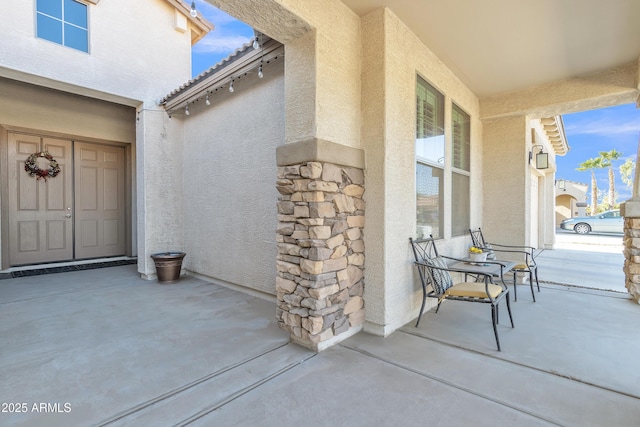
[529,144,548,169]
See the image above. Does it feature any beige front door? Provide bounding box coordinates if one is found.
[7,132,126,266]
[74,142,126,259]
[8,133,74,265]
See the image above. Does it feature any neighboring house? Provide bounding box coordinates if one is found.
[555,180,589,226]
[1,0,638,351]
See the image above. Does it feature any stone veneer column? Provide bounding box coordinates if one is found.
[621,138,640,303]
[276,161,365,350]
[623,217,640,303]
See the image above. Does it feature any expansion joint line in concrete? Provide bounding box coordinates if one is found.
[97,342,315,426]
[399,329,640,401]
[340,342,566,426]
[538,281,628,295]
[174,349,317,426]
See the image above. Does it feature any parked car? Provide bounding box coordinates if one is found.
[560,210,623,234]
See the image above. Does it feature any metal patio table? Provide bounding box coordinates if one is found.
[448,259,517,296]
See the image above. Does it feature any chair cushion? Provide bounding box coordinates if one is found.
[514,263,529,270]
[445,282,503,299]
[427,256,453,294]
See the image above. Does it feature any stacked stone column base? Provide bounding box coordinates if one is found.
[276,161,365,350]
[623,217,640,303]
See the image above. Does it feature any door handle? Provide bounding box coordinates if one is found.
[65,214,72,218]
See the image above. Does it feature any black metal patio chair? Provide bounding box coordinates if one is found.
[470,228,540,302]
[410,236,514,351]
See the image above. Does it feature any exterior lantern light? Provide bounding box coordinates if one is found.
[556,179,566,191]
[530,144,548,169]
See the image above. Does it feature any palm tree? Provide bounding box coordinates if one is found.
[620,158,635,190]
[577,157,605,215]
[598,149,623,209]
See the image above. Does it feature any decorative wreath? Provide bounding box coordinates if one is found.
[24,151,61,181]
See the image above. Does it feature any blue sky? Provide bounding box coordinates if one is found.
[191,1,254,78]
[191,3,640,205]
[560,103,640,202]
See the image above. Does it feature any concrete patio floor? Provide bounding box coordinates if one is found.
[1,262,639,426]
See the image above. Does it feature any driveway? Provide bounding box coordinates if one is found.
[2,265,639,426]
[534,231,625,292]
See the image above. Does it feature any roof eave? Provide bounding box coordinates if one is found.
[541,116,569,156]
[163,0,214,45]
[160,37,284,111]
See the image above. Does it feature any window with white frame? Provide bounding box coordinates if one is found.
[451,103,470,236]
[416,76,445,239]
[36,0,88,53]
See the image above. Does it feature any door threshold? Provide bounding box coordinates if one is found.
[0,257,137,279]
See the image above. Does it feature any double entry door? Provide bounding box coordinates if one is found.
[8,132,126,266]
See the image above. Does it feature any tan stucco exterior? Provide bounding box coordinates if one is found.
[0,0,209,272]
[1,0,638,346]
[0,79,135,144]
[0,0,200,107]
[182,60,285,296]
[360,8,483,334]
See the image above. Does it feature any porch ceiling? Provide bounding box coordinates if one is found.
[343,0,640,98]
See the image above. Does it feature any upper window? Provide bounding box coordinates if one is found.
[36,0,88,53]
[416,76,445,165]
[416,77,445,239]
[452,104,470,172]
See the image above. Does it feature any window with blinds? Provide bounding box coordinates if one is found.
[416,76,445,164]
[452,104,470,172]
[452,103,470,236]
[416,77,445,238]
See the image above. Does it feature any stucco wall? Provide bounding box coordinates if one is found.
[362,9,482,334]
[214,0,361,149]
[0,79,135,143]
[482,116,530,246]
[0,78,137,265]
[0,0,193,106]
[181,61,285,296]
[0,0,198,276]
[136,109,184,275]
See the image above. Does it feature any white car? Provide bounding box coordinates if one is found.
[560,210,623,234]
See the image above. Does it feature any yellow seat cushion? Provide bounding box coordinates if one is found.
[445,282,503,299]
[514,264,529,270]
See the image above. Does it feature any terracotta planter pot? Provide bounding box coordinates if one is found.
[151,252,186,282]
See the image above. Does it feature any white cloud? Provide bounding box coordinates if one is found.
[195,0,238,25]
[192,1,253,54]
[193,34,251,53]
[196,0,236,25]
[564,116,640,137]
